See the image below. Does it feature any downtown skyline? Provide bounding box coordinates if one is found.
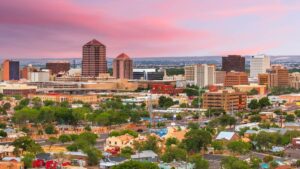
[1,0,300,58]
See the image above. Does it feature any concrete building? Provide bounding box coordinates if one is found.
[233,84,267,95]
[224,71,249,87]
[113,53,133,79]
[46,61,70,75]
[133,69,164,80]
[184,65,195,84]
[250,55,270,78]
[258,73,269,86]
[28,93,98,103]
[289,72,300,90]
[222,55,245,72]
[215,71,226,84]
[268,65,289,88]
[21,64,38,79]
[28,70,50,82]
[0,83,37,96]
[82,39,107,77]
[2,60,20,81]
[184,64,215,87]
[202,89,247,112]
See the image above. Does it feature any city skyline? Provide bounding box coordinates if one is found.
[1,0,300,58]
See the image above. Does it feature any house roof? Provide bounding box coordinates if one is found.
[0,145,15,153]
[131,150,158,159]
[216,131,236,140]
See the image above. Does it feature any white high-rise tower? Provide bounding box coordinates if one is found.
[250,54,270,78]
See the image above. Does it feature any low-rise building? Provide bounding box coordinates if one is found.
[202,89,247,112]
[28,93,98,103]
[131,150,158,162]
[233,84,267,95]
[105,134,135,151]
[224,71,249,87]
[215,131,239,141]
[0,83,37,96]
[291,137,300,148]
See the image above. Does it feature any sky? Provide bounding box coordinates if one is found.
[1,0,300,58]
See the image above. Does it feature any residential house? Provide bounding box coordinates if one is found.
[159,161,194,169]
[0,145,15,158]
[105,134,135,151]
[131,150,158,162]
[215,131,239,141]
[99,157,128,169]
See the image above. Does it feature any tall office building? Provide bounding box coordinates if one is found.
[268,65,289,88]
[46,61,70,75]
[222,55,245,72]
[250,55,270,78]
[2,60,20,81]
[224,71,249,87]
[184,64,215,88]
[82,39,107,77]
[113,53,133,79]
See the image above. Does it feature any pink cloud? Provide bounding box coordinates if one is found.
[0,0,299,58]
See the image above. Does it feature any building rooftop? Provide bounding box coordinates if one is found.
[116,53,130,60]
[131,150,158,159]
[84,39,105,46]
[216,131,236,140]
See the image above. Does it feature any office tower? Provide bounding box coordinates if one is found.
[258,73,269,86]
[133,69,164,80]
[215,71,226,84]
[202,89,247,112]
[184,64,215,88]
[46,61,70,75]
[21,64,37,79]
[268,65,289,88]
[2,60,20,81]
[82,39,107,77]
[222,55,245,72]
[250,55,270,78]
[289,72,300,90]
[184,65,195,84]
[113,53,133,79]
[224,71,249,87]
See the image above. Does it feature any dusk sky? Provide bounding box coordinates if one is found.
[1,0,300,58]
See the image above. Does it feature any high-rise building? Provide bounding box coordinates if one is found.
[289,72,300,90]
[222,55,245,72]
[224,71,249,87]
[184,65,195,84]
[46,61,70,75]
[113,53,133,79]
[2,60,20,81]
[268,65,289,88]
[215,71,226,84]
[258,73,269,86]
[250,55,270,78]
[202,89,247,112]
[21,64,37,79]
[184,64,215,87]
[82,39,107,77]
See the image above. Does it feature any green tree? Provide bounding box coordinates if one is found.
[189,154,209,169]
[47,137,58,150]
[263,155,273,163]
[120,146,134,159]
[59,134,72,143]
[22,153,35,168]
[112,160,159,169]
[0,130,7,137]
[227,140,251,155]
[259,97,271,109]
[12,137,43,155]
[248,88,259,95]
[2,102,11,111]
[44,124,57,134]
[158,96,175,108]
[161,147,187,162]
[211,140,224,150]
[249,156,262,169]
[13,107,39,124]
[285,114,295,122]
[248,99,260,110]
[181,129,212,153]
[165,137,179,147]
[84,147,102,166]
[221,156,250,169]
